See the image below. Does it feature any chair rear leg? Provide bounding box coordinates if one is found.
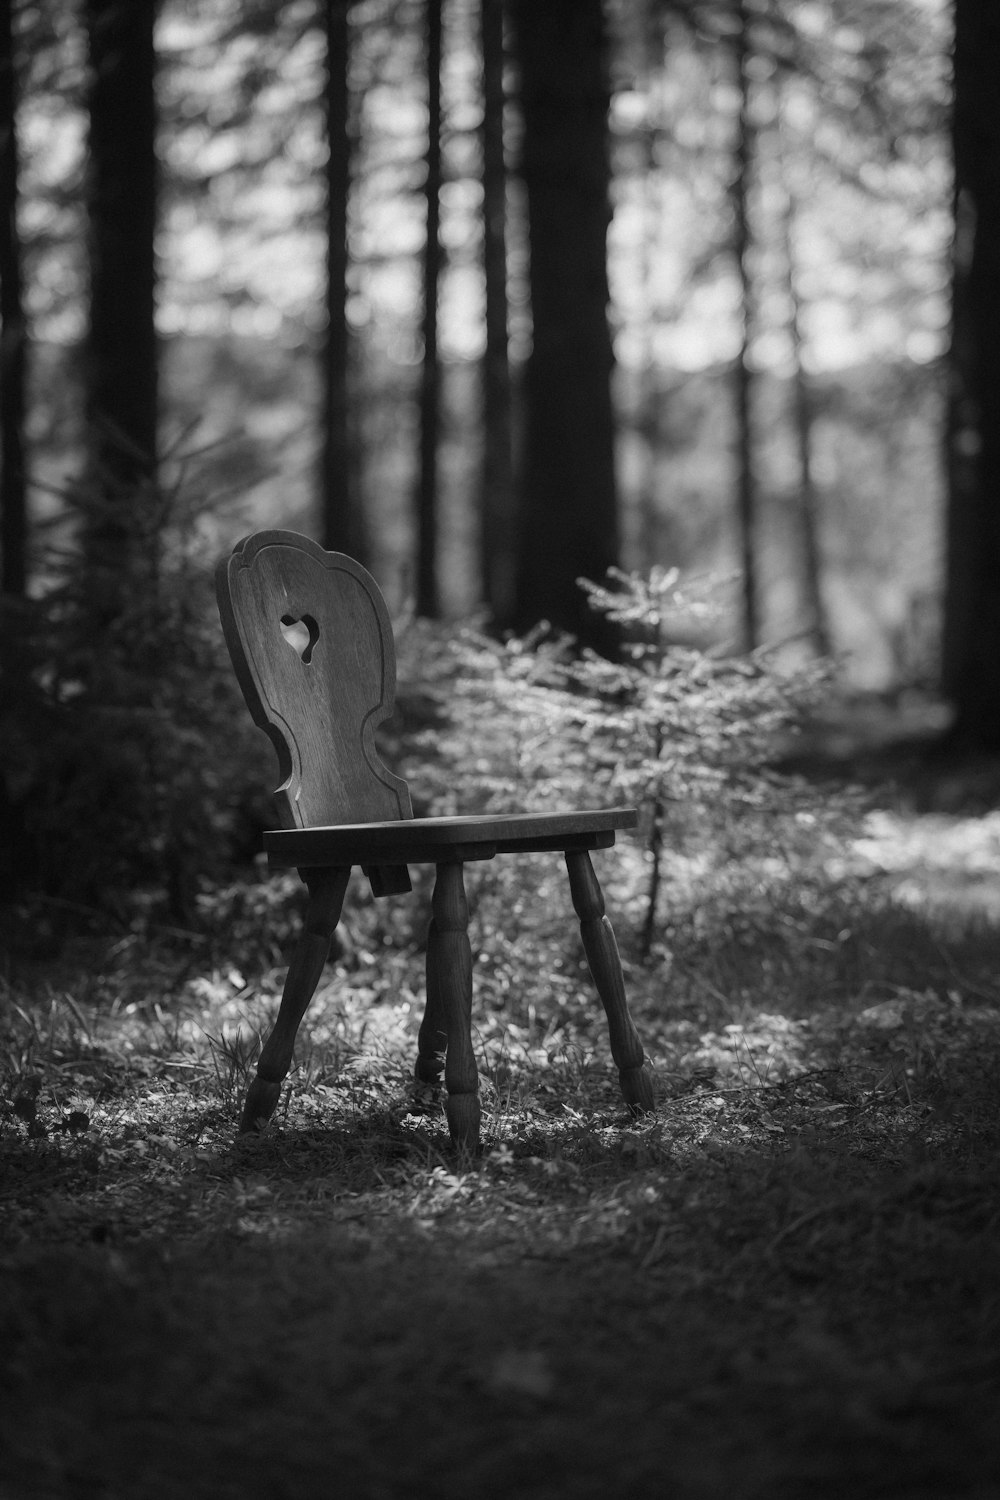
[426,861,481,1153]
[239,867,350,1135]
[565,849,654,1115]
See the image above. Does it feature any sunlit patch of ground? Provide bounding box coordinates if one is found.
[848,806,1000,923]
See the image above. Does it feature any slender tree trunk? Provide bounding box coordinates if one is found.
[1,0,28,598]
[732,0,758,651]
[479,0,515,625]
[775,112,829,656]
[83,0,158,603]
[0,0,28,909]
[943,0,1000,746]
[943,164,978,705]
[511,0,618,651]
[787,271,828,656]
[320,1,362,559]
[636,1,663,572]
[416,0,443,618]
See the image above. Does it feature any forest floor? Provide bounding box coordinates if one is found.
[2,695,1000,1499]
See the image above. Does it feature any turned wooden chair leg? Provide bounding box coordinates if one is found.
[239,866,351,1135]
[415,962,448,1101]
[565,848,654,1115]
[426,860,480,1153]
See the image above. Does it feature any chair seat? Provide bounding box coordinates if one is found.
[265,807,638,868]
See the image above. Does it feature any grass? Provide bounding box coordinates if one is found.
[2,764,1000,1498]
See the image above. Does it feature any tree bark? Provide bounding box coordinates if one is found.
[83,0,158,598]
[786,243,828,657]
[627,0,664,574]
[732,0,759,652]
[1,0,27,598]
[511,0,618,651]
[479,0,515,625]
[415,0,443,618]
[775,106,829,656]
[320,1,362,560]
[942,0,1000,747]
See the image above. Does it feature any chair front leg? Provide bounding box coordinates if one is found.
[239,866,351,1135]
[415,961,448,1100]
[426,861,480,1154]
[565,849,654,1115]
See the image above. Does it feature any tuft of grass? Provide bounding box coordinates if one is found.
[200,1024,262,1118]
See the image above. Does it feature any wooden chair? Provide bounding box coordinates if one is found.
[215,530,654,1151]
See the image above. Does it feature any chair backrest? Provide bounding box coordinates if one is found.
[216,530,413,830]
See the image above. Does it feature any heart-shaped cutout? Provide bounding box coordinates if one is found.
[280,613,319,665]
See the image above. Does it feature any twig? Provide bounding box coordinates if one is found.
[765,1203,834,1257]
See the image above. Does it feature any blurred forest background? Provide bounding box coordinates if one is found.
[1,0,998,918]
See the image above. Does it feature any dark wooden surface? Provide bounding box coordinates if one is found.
[239,868,350,1135]
[566,849,655,1113]
[216,531,412,830]
[265,809,637,868]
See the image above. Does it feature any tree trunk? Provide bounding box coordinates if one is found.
[83,0,158,603]
[775,108,830,656]
[635,2,664,574]
[732,0,759,652]
[1,0,27,598]
[415,0,443,618]
[479,0,515,626]
[787,258,829,657]
[943,0,1000,747]
[320,0,362,560]
[511,0,618,651]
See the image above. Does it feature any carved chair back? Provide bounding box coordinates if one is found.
[216,530,412,830]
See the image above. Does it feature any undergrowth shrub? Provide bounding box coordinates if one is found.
[0,437,270,924]
[394,567,851,953]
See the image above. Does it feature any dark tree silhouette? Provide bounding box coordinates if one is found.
[511,0,618,650]
[732,0,759,652]
[943,0,1000,746]
[0,0,27,598]
[416,0,443,618]
[479,0,515,626]
[774,100,830,656]
[320,0,362,559]
[83,0,158,601]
